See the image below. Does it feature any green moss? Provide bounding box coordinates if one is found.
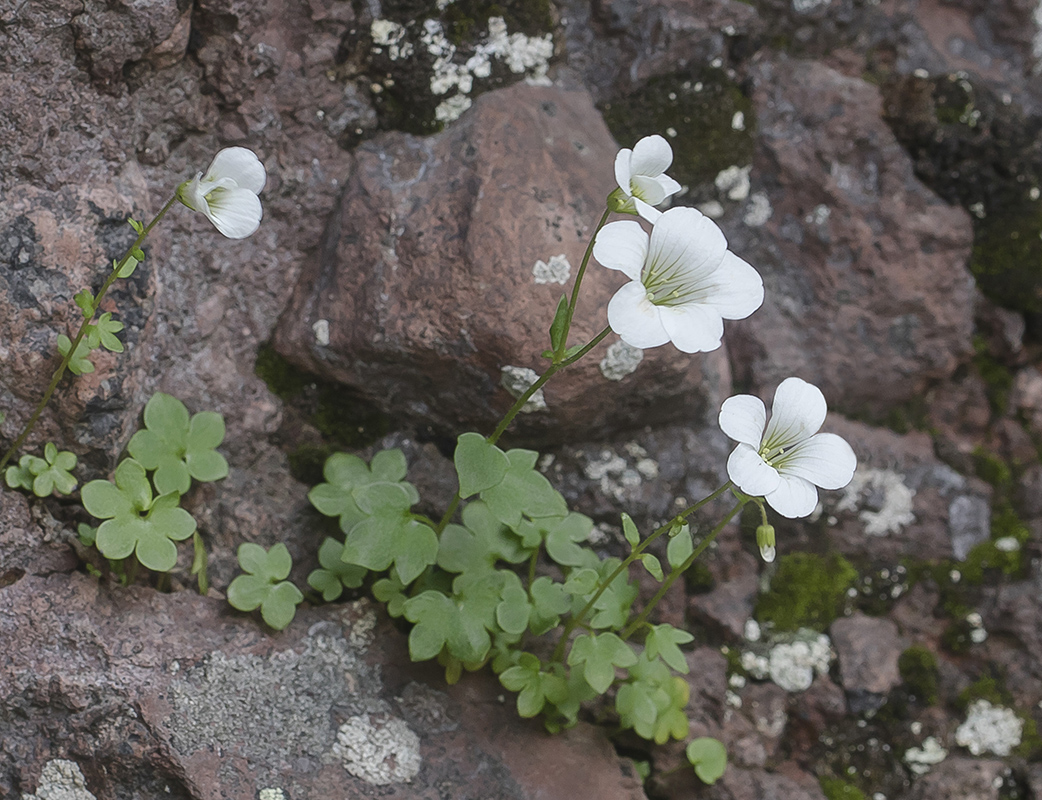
[255,342,314,400]
[254,343,393,450]
[287,443,337,486]
[897,645,939,705]
[1016,715,1042,760]
[442,0,552,42]
[971,338,1015,417]
[683,560,715,594]
[969,198,1042,316]
[972,446,1013,490]
[755,552,858,632]
[819,777,868,800]
[600,69,755,201]
[958,673,1012,710]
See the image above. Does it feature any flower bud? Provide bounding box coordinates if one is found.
[756,523,776,563]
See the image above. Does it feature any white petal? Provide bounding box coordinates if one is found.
[180,174,208,213]
[630,174,666,206]
[647,207,728,284]
[658,303,723,353]
[607,281,670,349]
[656,174,682,197]
[762,377,827,452]
[727,444,781,496]
[764,474,819,518]
[204,186,263,239]
[778,432,857,490]
[634,198,663,223]
[205,147,266,193]
[629,135,673,177]
[614,148,634,195]
[701,250,765,320]
[594,221,648,281]
[719,394,767,447]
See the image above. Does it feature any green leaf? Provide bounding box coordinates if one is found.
[92,313,124,353]
[644,624,694,674]
[187,411,225,451]
[114,458,152,512]
[308,569,343,602]
[135,527,179,572]
[481,449,567,527]
[621,513,639,547]
[143,392,191,445]
[529,576,571,635]
[127,217,145,234]
[640,553,663,582]
[227,573,270,611]
[567,632,638,694]
[74,289,96,317]
[454,432,509,498]
[370,448,408,482]
[308,450,417,534]
[392,520,438,585]
[186,449,228,483]
[57,334,94,375]
[117,254,139,278]
[229,542,303,630]
[403,591,456,660]
[563,568,598,596]
[496,583,531,636]
[95,518,143,561]
[666,524,693,569]
[549,294,569,353]
[261,581,304,630]
[5,456,38,491]
[373,575,408,617]
[82,479,134,519]
[687,737,728,785]
[308,537,366,600]
[544,512,593,567]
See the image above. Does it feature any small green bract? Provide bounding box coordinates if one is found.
[4,442,77,496]
[127,392,229,495]
[228,542,304,630]
[81,459,197,571]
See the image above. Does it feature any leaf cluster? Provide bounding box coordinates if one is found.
[228,542,304,630]
[4,442,77,496]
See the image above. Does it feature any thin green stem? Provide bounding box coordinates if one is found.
[620,500,746,640]
[527,546,539,593]
[550,481,733,662]
[554,207,612,361]
[434,325,612,535]
[0,195,179,473]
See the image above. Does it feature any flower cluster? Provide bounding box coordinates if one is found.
[597,136,856,556]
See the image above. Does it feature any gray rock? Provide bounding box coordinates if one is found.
[831,613,904,712]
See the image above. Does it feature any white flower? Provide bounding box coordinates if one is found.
[613,135,682,222]
[719,377,857,519]
[592,206,764,353]
[177,147,266,239]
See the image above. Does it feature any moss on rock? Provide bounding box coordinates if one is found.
[600,69,755,202]
[897,645,939,706]
[755,552,858,632]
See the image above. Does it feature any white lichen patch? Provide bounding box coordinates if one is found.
[582,448,647,501]
[767,631,832,692]
[533,253,571,284]
[714,165,752,201]
[416,16,552,122]
[332,714,422,784]
[955,700,1023,756]
[599,340,643,381]
[904,737,947,775]
[697,200,725,219]
[836,468,915,537]
[258,790,286,800]
[793,0,832,12]
[312,318,330,346]
[435,94,472,123]
[731,111,746,131]
[741,650,770,680]
[500,366,546,412]
[994,536,1020,552]
[21,759,96,800]
[743,192,772,227]
[744,618,762,642]
[370,20,413,60]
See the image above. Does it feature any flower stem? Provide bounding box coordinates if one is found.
[0,195,179,473]
[433,325,613,535]
[550,481,733,662]
[554,207,612,362]
[619,499,746,640]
